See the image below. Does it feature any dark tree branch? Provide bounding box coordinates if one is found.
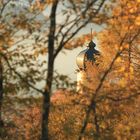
[0,0,11,16]
[92,101,100,137]
[54,0,106,59]
[0,58,4,127]
[0,53,44,94]
[41,0,59,140]
[54,18,89,59]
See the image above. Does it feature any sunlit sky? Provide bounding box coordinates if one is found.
[10,0,103,82]
[42,3,102,81]
[54,30,101,81]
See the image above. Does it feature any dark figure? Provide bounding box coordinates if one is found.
[85,41,100,62]
[83,41,100,70]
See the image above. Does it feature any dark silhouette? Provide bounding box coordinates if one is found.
[85,41,100,62]
[83,41,100,70]
[0,59,3,128]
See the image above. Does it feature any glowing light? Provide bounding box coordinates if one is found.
[77,72,83,82]
[76,71,86,92]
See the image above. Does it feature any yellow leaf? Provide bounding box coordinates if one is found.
[119,78,126,87]
[135,16,140,25]
[130,66,134,74]
[124,44,129,49]
[116,57,121,63]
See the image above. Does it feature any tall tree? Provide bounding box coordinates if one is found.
[0,0,46,128]
[0,58,3,127]
[1,0,108,138]
[41,0,107,139]
[78,0,140,139]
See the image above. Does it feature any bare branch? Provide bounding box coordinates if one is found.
[0,53,44,94]
[54,0,106,59]
[0,0,11,16]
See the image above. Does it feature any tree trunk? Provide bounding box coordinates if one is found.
[41,1,58,140]
[0,59,3,127]
[41,56,54,140]
[92,101,100,139]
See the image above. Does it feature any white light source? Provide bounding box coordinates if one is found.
[76,71,86,93]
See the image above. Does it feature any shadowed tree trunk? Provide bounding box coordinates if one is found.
[0,59,3,128]
[41,0,58,140]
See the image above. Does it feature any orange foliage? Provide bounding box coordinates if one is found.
[64,32,97,49]
[3,100,41,140]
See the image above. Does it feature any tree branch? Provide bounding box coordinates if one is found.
[0,0,11,16]
[0,53,44,94]
[54,0,106,59]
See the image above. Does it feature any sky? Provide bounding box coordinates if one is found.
[54,34,100,81]
[42,2,102,81]
[55,47,84,81]
[7,0,103,82]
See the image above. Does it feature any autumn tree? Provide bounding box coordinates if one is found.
[40,0,110,139]
[0,0,47,129]
[78,0,140,139]
[0,0,109,139]
[0,0,118,139]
